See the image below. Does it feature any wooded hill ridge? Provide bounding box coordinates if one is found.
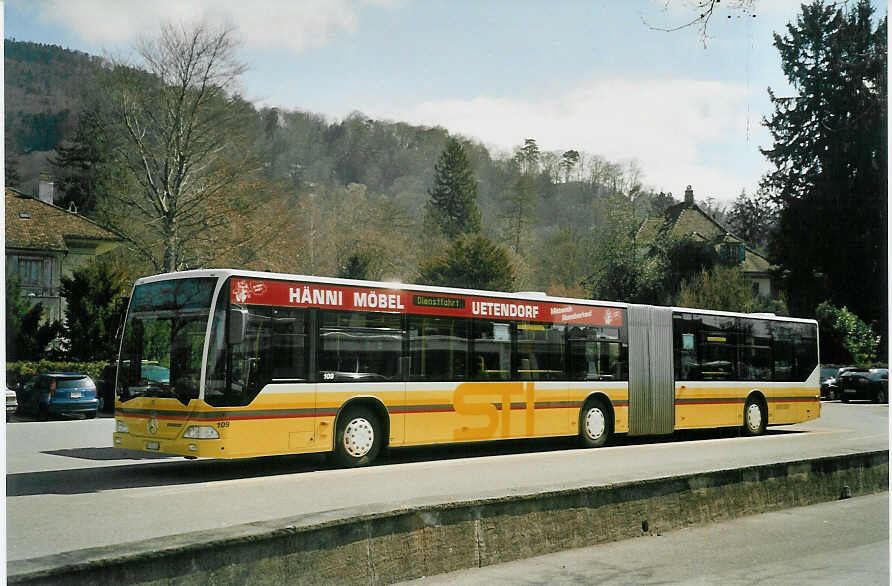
[4,38,709,295]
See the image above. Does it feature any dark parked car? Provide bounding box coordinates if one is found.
[838,368,888,404]
[16,373,100,420]
[96,363,119,413]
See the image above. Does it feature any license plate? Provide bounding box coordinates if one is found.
[844,388,856,393]
[145,441,160,450]
[70,392,82,398]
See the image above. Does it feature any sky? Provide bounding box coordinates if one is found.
[4,0,882,204]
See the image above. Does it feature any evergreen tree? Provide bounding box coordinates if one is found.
[418,235,514,291]
[337,253,373,280]
[559,150,580,183]
[725,189,776,252]
[59,260,128,361]
[52,106,117,214]
[761,1,887,330]
[426,138,482,239]
[5,273,61,361]
[514,138,541,175]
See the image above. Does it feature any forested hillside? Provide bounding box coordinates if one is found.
[5,39,102,147]
[4,40,107,193]
[4,38,684,296]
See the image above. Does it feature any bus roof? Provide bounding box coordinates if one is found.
[132,268,628,310]
[132,268,817,324]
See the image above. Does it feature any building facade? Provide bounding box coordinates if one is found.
[6,186,122,323]
[637,186,776,298]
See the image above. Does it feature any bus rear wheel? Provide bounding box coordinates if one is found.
[333,406,382,468]
[579,399,611,448]
[742,397,767,436]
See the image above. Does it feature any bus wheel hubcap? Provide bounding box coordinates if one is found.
[746,404,762,430]
[344,417,374,458]
[585,408,605,440]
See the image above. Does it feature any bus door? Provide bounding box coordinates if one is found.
[627,305,675,436]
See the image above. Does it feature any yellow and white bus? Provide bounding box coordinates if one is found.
[112,269,820,466]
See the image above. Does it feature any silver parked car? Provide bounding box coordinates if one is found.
[6,385,18,421]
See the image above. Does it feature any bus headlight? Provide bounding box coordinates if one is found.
[183,426,220,439]
[116,419,130,433]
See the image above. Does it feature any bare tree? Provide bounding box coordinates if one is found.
[103,22,261,272]
[644,0,758,41]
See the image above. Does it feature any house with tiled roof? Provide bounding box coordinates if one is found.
[6,185,123,322]
[637,185,776,298]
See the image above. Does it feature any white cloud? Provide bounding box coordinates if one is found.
[369,78,758,201]
[31,0,377,53]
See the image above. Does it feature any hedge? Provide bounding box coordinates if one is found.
[5,361,108,387]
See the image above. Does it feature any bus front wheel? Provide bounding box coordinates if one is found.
[742,397,767,436]
[579,399,611,448]
[333,406,382,468]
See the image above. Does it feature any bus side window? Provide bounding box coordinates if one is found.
[739,318,773,381]
[673,315,699,381]
[568,326,627,381]
[408,316,468,381]
[516,322,565,381]
[772,325,795,382]
[471,320,511,381]
[793,323,818,381]
[319,310,403,382]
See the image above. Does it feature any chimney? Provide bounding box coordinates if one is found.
[38,177,55,205]
[684,185,694,205]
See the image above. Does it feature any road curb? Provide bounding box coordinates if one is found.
[7,450,888,585]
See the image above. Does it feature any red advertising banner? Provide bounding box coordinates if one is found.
[231,278,623,327]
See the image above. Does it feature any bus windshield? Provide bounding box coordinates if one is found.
[117,277,217,405]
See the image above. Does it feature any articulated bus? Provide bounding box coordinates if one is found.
[112,269,820,467]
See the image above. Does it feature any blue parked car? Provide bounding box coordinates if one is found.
[17,373,100,420]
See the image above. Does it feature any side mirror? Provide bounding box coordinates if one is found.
[229,307,248,345]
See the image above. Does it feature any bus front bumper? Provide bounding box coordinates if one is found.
[113,432,225,458]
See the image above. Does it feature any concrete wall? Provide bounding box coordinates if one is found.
[8,450,887,585]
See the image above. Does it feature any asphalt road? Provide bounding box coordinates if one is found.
[4,400,888,562]
[400,492,890,586]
